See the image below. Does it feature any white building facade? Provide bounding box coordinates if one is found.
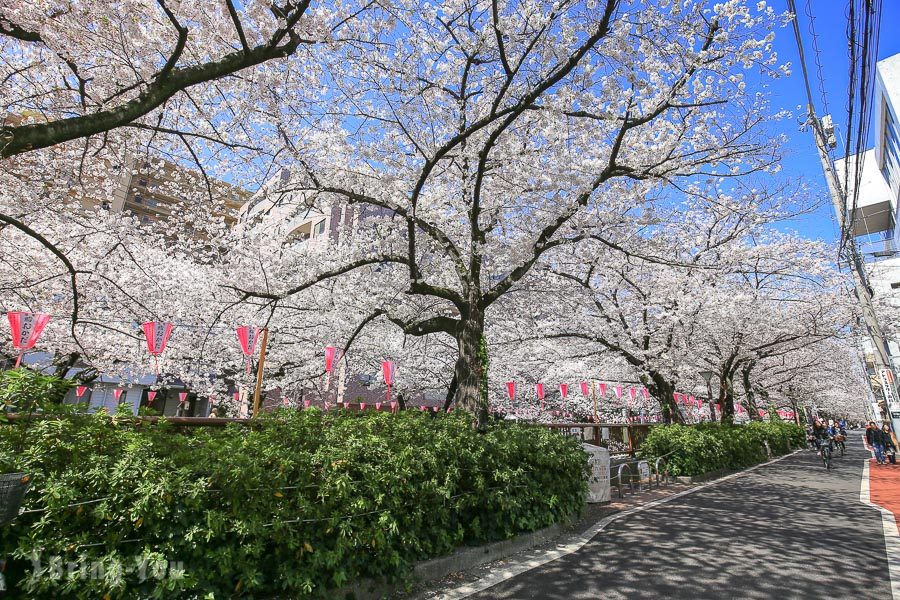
[836,52,900,427]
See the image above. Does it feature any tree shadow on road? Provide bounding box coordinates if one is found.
[466,443,891,600]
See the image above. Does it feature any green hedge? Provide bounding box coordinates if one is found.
[638,421,804,477]
[0,409,587,598]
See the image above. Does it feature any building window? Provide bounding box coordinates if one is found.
[316,220,326,235]
[891,282,900,290]
[882,106,900,192]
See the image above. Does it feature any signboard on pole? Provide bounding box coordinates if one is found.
[880,369,898,405]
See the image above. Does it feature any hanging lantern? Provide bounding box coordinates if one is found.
[325,346,338,372]
[580,381,589,396]
[614,386,622,399]
[674,392,681,404]
[432,406,440,412]
[76,386,88,398]
[420,405,427,411]
[147,390,157,404]
[304,399,311,408]
[113,388,124,402]
[628,388,636,401]
[390,401,397,412]
[536,383,545,411]
[641,388,649,401]
[598,382,607,396]
[382,360,395,405]
[6,311,51,369]
[283,397,290,408]
[178,391,188,405]
[375,402,382,411]
[141,321,173,376]
[233,391,240,403]
[506,381,516,402]
[235,326,263,374]
[560,383,568,399]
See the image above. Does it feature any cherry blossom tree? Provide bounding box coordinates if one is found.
[230,0,788,426]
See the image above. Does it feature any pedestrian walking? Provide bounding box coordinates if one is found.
[866,421,886,465]
[882,424,897,465]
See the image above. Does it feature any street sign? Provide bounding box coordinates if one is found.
[880,369,898,405]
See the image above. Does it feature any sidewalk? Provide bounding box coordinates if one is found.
[404,480,693,599]
[869,459,900,518]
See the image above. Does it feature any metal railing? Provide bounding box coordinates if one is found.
[610,452,675,498]
[539,422,657,455]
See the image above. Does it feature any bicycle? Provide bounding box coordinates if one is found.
[820,438,834,469]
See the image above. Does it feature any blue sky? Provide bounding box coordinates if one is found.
[765,1,900,243]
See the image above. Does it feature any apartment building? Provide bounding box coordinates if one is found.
[110,157,249,227]
[836,52,900,427]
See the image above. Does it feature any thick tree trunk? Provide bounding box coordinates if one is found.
[452,309,489,429]
[741,364,762,421]
[644,373,683,424]
[718,364,736,424]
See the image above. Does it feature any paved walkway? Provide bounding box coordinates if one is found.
[434,438,898,599]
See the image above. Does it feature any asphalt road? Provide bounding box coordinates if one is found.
[465,437,892,599]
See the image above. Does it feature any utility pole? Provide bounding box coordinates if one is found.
[807,107,896,422]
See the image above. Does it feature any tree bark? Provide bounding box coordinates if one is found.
[644,373,684,424]
[741,363,762,421]
[451,308,488,429]
[718,360,737,424]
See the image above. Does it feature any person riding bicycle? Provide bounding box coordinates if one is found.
[816,422,834,453]
[826,420,845,455]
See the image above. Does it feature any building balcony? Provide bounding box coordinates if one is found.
[837,149,896,237]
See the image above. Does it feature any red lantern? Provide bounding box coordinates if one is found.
[325,346,337,372]
[628,387,636,401]
[382,360,395,404]
[360,402,367,411]
[614,386,622,399]
[560,383,568,399]
[6,311,51,368]
[179,391,188,404]
[390,401,397,412]
[113,388,124,402]
[304,399,311,408]
[641,388,649,401]
[147,390,157,404]
[235,326,262,374]
[233,391,240,403]
[433,406,440,412]
[375,402,382,411]
[536,383,545,411]
[506,381,516,401]
[76,386,88,398]
[580,381,590,396]
[142,321,173,376]
[598,382,607,396]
